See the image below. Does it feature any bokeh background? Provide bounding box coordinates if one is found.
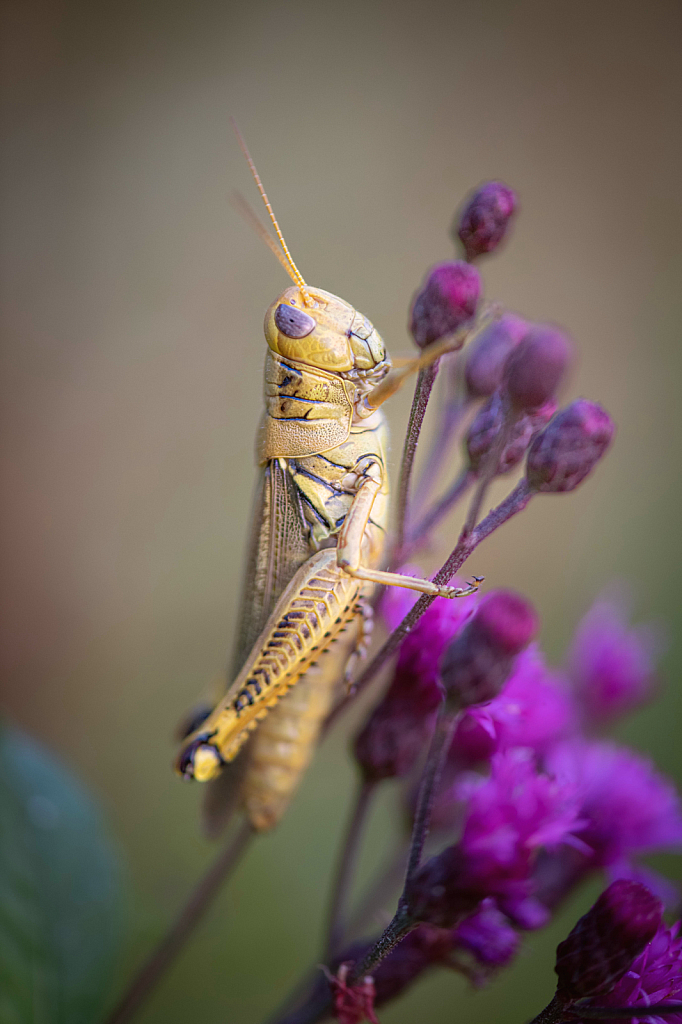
[2,0,682,1020]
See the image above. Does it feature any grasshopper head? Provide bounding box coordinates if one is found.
[264,285,389,377]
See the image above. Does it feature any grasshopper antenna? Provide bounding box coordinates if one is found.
[231,190,297,278]
[230,118,313,307]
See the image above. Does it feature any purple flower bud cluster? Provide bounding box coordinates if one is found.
[466,391,556,475]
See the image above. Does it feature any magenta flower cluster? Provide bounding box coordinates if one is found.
[346,581,680,1006]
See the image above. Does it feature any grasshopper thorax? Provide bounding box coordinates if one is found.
[264,285,389,377]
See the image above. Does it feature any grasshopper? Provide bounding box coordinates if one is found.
[175,132,480,833]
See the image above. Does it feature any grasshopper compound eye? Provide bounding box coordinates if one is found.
[274,303,316,339]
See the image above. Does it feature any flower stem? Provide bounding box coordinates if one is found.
[564,1006,682,1020]
[393,362,441,555]
[324,778,377,959]
[413,389,470,505]
[348,904,416,982]
[104,820,253,1024]
[343,704,456,986]
[463,411,515,533]
[404,705,458,885]
[527,994,569,1024]
[402,467,476,559]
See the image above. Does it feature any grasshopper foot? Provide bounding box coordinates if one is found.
[438,575,484,599]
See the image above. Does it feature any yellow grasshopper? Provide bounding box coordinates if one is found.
[175,133,480,833]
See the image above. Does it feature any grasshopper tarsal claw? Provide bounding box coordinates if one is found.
[440,575,485,599]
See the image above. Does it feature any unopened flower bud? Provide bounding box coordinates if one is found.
[526,399,614,493]
[440,591,538,710]
[409,261,481,349]
[503,325,573,411]
[466,392,556,474]
[455,181,518,262]
[464,313,529,397]
[554,880,662,1001]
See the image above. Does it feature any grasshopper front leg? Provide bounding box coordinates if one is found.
[336,459,481,599]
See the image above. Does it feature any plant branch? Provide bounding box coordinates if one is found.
[463,411,516,533]
[404,704,458,885]
[413,388,471,506]
[344,703,457,986]
[324,778,377,959]
[401,467,476,560]
[393,362,441,555]
[527,995,568,1024]
[105,819,253,1024]
[348,904,416,983]
[566,1006,682,1020]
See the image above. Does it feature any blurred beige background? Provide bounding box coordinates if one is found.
[2,0,682,1021]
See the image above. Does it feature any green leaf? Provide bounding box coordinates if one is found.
[0,725,122,1024]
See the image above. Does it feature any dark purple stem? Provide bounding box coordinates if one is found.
[344,704,457,986]
[565,1006,682,1020]
[105,820,253,1024]
[528,995,569,1024]
[393,362,441,556]
[348,904,416,983]
[413,389,471,506]
[463,406,517,533]
[404,704,458,884]
[402,467,477,559]
[324,779,376,959]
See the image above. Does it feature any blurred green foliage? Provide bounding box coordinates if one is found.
[0,726,122,1024]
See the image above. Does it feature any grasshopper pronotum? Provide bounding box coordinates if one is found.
[175,130,480,833]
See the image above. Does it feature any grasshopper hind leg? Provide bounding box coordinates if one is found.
[344,595,374,691]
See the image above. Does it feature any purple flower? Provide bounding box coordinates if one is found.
[571,920,682,1024]
[456,181,517,262]
[409,261,481,348]
[406,749,584,927]
[554,880,663,1001]
[547,740,682,870]
[456,749,583,891]
[454,899,519,968]
[448,646,576,769]
[567,593,662,727]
